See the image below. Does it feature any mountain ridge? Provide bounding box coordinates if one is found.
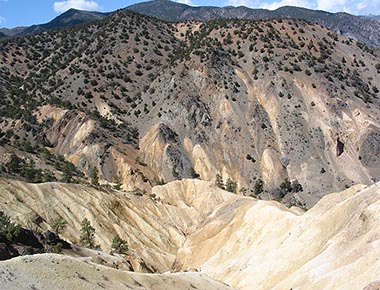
[128,0,380,46]
[1,1,380,47]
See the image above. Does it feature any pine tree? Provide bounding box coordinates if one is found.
[225,178,237,193]
[51,217,67,236]
[113,175,122,190]
[90,167,99,186]
[111,235,128,254]
[0,211,20,241]
[215,173,225,190]
[254,179,264,195]
[79,218,97,249]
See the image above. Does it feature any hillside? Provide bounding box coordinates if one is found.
[1,10,380,206]
[128,0,380,47]
[1,178,380,289]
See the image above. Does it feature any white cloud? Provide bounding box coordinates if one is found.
[53,0,100,13]
[174,0,195,5]
[0,16,6,25]
[316,0,347,12]
[356,2,367,10]
[260,0,313,10]
[227,0,254,6]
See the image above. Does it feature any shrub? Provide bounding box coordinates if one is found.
[0,211,20,241]
[225,178,237,193]
[215,173,225,190]
[254,179,264,195]
[51,217,67,236]
[111,235,128,254]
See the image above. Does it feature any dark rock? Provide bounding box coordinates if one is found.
[0,243,18,260]
[336,138,344,157]
[158,123,180,144]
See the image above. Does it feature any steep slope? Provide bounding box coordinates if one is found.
[128,0,380,46]
[0,254,234,290]
[174,182,380,289]
[1,11,380,205]
[1,178,380,289]
[0,178,236,272]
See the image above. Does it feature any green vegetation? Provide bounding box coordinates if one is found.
[90,167,99,186]
[79,218,99,250]
[225,178,237,193]
[111,235,128,254]
[254,179,264,196]
[51,217,68,236]
[215,173,225,190]
[0,211,20,241]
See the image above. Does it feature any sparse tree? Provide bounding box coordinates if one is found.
[0,211,20,241]
[279,178,292,197]
[61,162,74,183]
[51,217,67,236]
[113,175,122,190]
[111,235,128,254]
[215,173,225,190]
[79,218,98,249]
[225,178,237,193]
[254,179,264,196]
[90,167,99,186]
[291,179,303,193]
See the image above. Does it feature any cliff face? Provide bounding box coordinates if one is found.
[1,178,380,289]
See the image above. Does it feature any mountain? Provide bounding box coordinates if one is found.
[0,26,28,37]
[128,0,380,46]
[1,178,380,289]
[1,9,379,207]
[0,9,107,37]
[1,7,380,289]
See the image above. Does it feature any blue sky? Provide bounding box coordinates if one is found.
[0,0,379,28]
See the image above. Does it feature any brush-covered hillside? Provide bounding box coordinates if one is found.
[0,10,380,206]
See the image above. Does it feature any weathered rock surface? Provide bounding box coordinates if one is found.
[1,178,380,289]
[175,183,380,290]
[0,254,234,290]
[0,178,236,273]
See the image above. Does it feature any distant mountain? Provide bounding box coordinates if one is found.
[0,9,107,37]
[128,0,380,46]
[0,26,27,37]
